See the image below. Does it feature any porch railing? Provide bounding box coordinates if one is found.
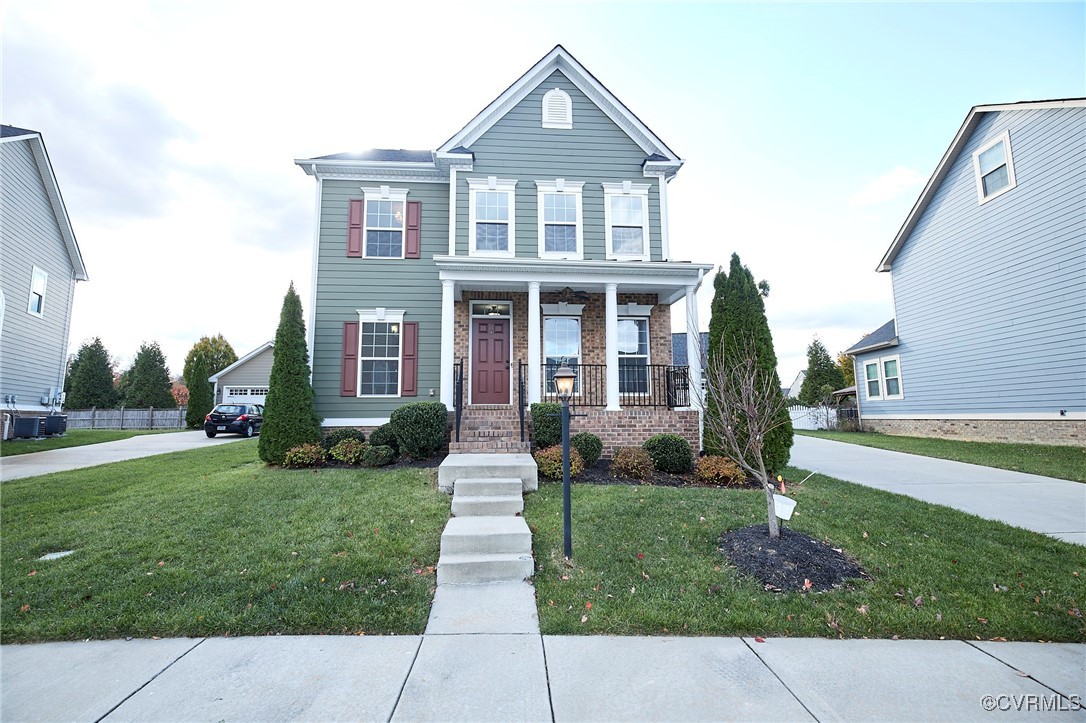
[538,364,690,408]
[453,358,464,442]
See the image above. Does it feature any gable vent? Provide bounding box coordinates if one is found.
[542,88,572,129]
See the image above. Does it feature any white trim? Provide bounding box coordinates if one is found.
[972,130,1017,204]
[616,315,651,396]
[541,87,573,129]
[209,341,275,382]
[861,412,1086,421]
[527,281,541,404]
[605,283,620,410]
[603,182,651,262]
[535,180,584,260]
[356,309,406,398]
[307,169,321,379]
[542,314,583,396]
[657,175,670,261]
[467,177,517,258]
[539,302,585,316]
[468,298,514,405]
[440,280,455,407]
[322,417,392,427]
[27,266,47,317]
[880,354,904,400]
[360,187,409,259]
[863,359,883,401]
[448,167,458,256]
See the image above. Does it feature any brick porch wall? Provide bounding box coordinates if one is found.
[861,418,1085,447]
[557,408,700,459]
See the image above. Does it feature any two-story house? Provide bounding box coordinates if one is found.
[847,99,1085,446]
[1,125,88,433]
[295,46,712,455]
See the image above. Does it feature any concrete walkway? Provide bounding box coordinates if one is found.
[1,430,245,482]
[790,435,1086,545]
[2,634,1082,721]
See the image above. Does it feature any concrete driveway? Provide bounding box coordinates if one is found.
[790,435,1086,545]
[1,430,247,482]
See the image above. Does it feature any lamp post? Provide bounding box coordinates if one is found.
[553,362,576,560]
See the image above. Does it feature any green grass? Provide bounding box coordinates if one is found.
[1,441,449,643]
[1,429,171,457]
[796,430,1086,483]
[527,469,1085,641]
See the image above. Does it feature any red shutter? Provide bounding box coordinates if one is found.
[405,201,421,259]
[401,321,418,396]
[347,199,364,257]
[341,321,359,396]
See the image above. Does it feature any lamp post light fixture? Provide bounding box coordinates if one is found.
[553,362,576,560]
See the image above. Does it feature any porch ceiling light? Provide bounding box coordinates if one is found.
[554,363,576,401]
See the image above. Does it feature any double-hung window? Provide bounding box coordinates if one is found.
[603,182,651,261]
[468,177,516,256]
[617,318,650,393]
[972,131,1016,204]
[864,361,882,400]
[543,316,581,394]
[27,267,47,316]
[536,180,584,259]
[358,309,405,397]
[864,354,904,400]
[361,187,408,258]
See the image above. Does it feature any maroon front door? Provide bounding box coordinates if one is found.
[472,318,509,404]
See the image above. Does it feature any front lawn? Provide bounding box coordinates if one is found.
[527,469,1085,641]
[1,441,449,643]
[797,430,1086,483]
[1,429,170,457]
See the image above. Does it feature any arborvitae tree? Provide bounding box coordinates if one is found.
[798,337,846,406]
[67,338,119,408]
[124,342,177,408]
[836,351,855,387]
[259,283,322,464]
[183,334,238,428]
[705,253,792,474]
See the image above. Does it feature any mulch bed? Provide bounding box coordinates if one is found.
[718,524,868,593]
[560,458,761,489]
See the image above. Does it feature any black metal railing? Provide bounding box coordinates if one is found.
[517,361,527,442]
[538,364,690,408]
[453,358,464,442]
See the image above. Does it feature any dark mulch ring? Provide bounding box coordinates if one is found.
[316,452,448,470]
[718,524,869,593]
[561,459,761,489]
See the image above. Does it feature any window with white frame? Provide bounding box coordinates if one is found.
[27,267,47,316]
[541,88,572,129]
[603,182,651,261]
[617,318,650,393]
[864,354,904,400]
[362,187,407,258]
[358,309,405,396]
[972,131,1017,203]
[536,180,584,259]
[468,177,516,256]
[864,360,882,400]
[544,316,581,393]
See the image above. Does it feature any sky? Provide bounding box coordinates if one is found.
[4,1,1083,384]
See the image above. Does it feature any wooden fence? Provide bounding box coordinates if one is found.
[65,407,188,430]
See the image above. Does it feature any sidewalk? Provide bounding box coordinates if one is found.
[790,435,1086,545]
[1,431,245,482]
[2,633,1082,721]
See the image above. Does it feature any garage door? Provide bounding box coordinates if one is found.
[223,387,269,405]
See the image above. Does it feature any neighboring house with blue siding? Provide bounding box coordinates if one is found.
[0,125,87,426]
[846,99,1085,446]
[295,47,712,455]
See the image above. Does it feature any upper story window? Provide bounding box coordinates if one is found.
[536,179,584,260]
[972,131,1017,204]
[603,182,651,261]
[27,266,47,316]
[541,88,572,129]
[468,177,517,257]
[863,354,904,401]
[361,187,408,258]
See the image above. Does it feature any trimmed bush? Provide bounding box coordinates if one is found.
[643,434,694,473]
[530,402,561,448]
[329,439,368,465]
[322,427,367,451]
[611,447,654,481]
[390,401,448,459]
[368,423,399,454]
[283,443,326,468]
[361,445,395,468]
[533,445,584,480]
[694,455,744,486]
[570,432,603,468]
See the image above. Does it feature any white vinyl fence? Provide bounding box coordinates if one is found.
[788,404,839,431]
[65,407,188,430]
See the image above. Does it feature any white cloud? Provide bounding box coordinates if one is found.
[847,166,927,208]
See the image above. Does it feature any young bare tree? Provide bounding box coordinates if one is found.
[702,337,794,538]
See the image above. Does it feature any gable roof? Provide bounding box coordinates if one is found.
[877,98,1085,272]
[208,341,274,382]
[0,125,88,281]
[438,45,682,172]
[315,149,434,163]
[845,319,898,355]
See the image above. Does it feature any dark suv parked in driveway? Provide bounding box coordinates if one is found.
[204,404,263,438]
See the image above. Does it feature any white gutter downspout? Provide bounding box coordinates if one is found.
[307,165,322,384]
[658,174,671,261]
[448,167,458,256]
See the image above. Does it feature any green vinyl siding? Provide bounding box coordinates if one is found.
[312,179,448,418]
[456,70,662,260]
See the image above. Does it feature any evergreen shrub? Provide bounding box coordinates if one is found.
[368,424,399,454]
[533,446,583,480]
[329,439,368,465]
[323,427,366,451]
[530,402,561,448]
[362,445,395,468]
[570,432,603,467]
[390,401,447,459]
[643,434,694,473]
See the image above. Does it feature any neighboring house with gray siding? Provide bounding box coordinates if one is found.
[209,341,273,407]
[0,125,87,420]
[295,46,712,453]
[846,99,1085,446]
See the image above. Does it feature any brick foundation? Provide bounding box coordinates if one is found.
[861,418,1085,447]
[565,408,700,459]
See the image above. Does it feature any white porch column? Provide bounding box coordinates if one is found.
[685,284,703,408]
[605,282,620,410]
[528,281,541,403]
[440,279,456,407]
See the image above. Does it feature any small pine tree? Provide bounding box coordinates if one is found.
[67,338,119,408]
[798,337,846,406]
[259,283,322,464]
[183,334,238,428]
[124,342,177,408]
